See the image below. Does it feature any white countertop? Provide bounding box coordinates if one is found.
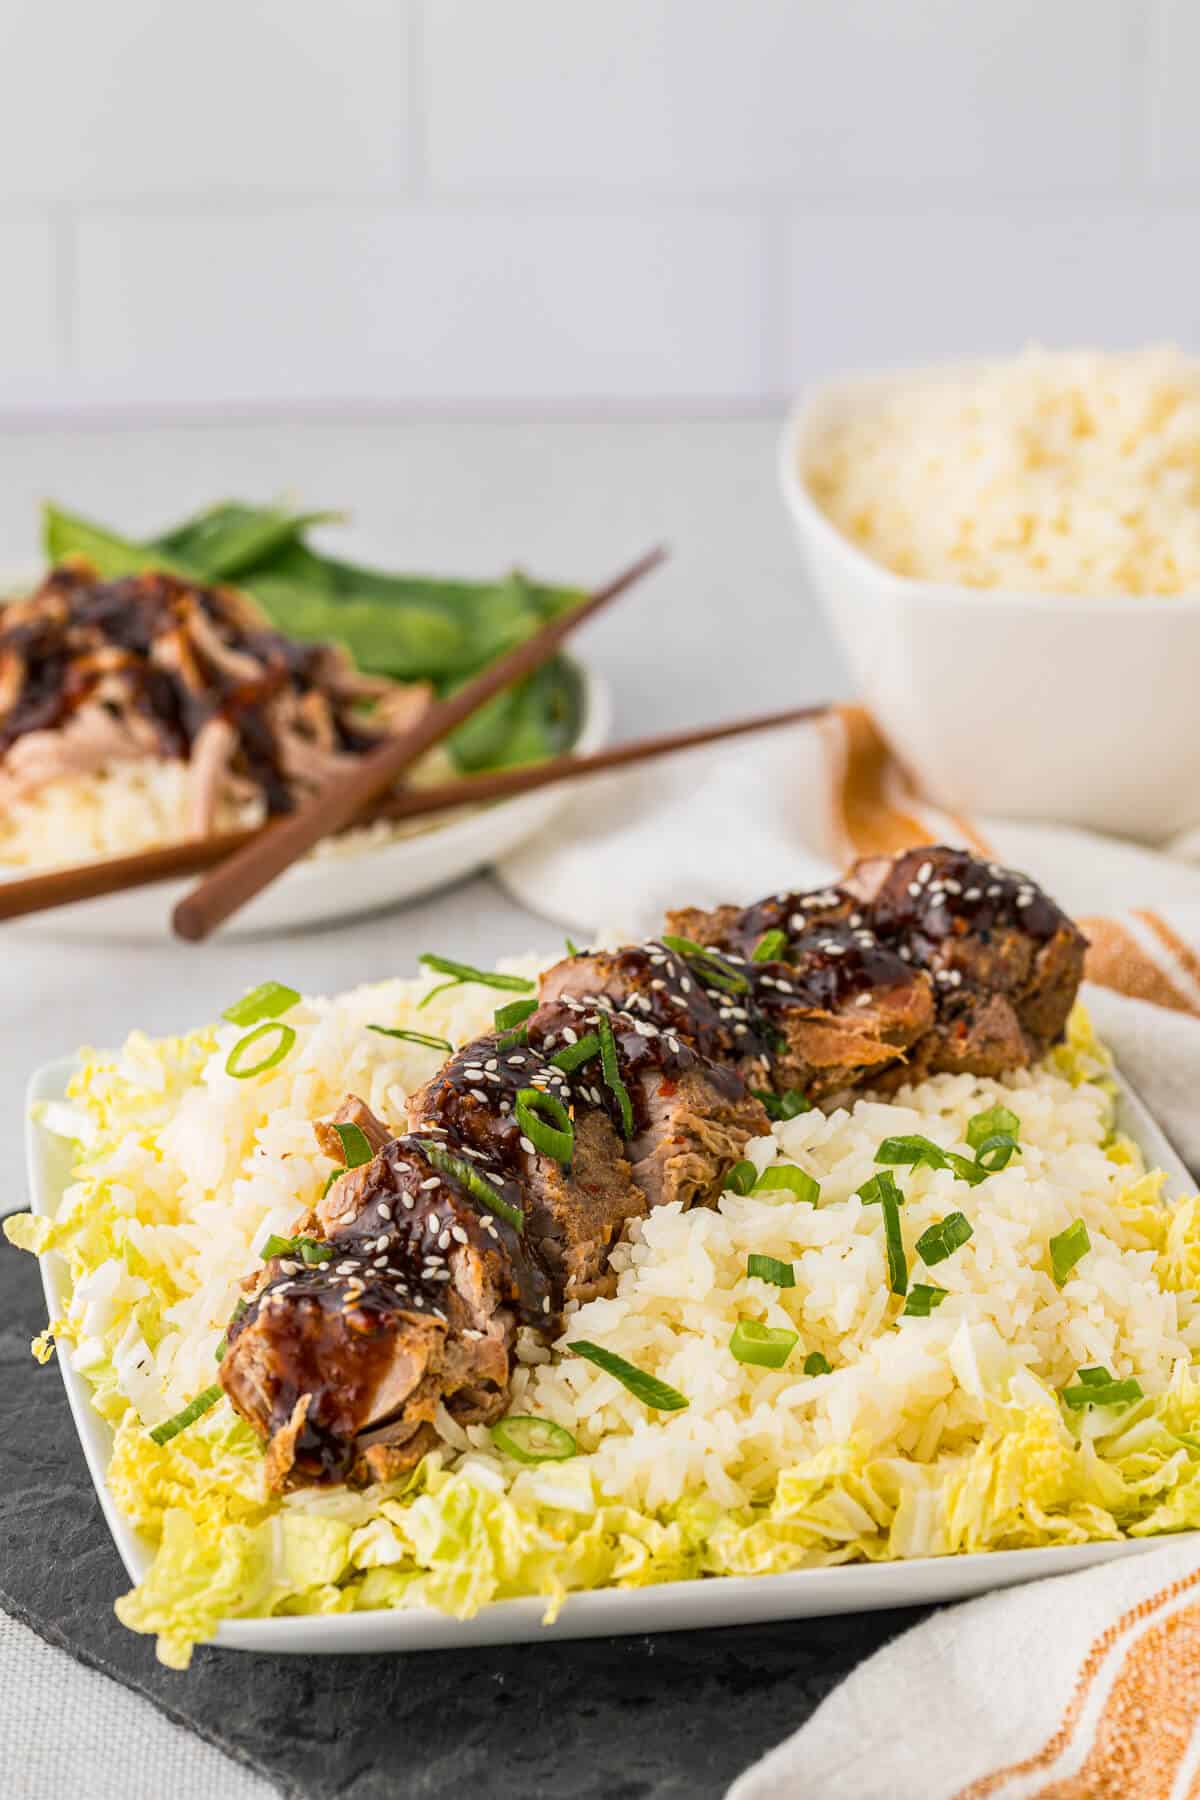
[0,413,847,1181]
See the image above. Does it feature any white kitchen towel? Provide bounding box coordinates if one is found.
[727,1533,1200,1800]
[498,704,1200,1169]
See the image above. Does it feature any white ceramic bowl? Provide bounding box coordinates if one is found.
[779,369,1200,842]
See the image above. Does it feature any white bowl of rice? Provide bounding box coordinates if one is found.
[780,347,1200,841]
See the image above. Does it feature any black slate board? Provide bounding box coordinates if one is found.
[0,1239,928,1798]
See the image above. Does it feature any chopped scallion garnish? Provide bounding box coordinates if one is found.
[418,954,535,1010]
[368,1024,453,1053]
[730,1319,799,1369]
[148,1384,223,1445]
[495,997,538,1032]
[747,1253,795,1287]
[1076,1365,1113,1386]
[804,1351,832,1376]
[753,1166,820,1206]
[551,1032,601,1073]
[1062,1375,1143,1411]
[902,1284,948,1317]
[752,929,789,964]
[221,981,300,1027]
[876,1182,907,1296]
[875,1134,986,1187]
[261,1233,333,1265]
[491,1415,578,1463]
[1050,1218,1091,1286]
[659,934,750,995]
[569,1340,688,1411]
[974,1132,1021,1173]
[225,1021,296,1079]
[914,1211,973,1267]
[332,1122,374,1169]
[565,937,581,956]
[753,1087,811,1122]
[515,1087,574,1164]
[723,1160,759,1195]
[597,1013,634,1139]
[966,1105,1020,1151]
[414,1138,523,1232]
[857,1170,903,1207]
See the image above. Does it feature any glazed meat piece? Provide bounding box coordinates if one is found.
[529,996,770,1211]
[661,895,935,1101]
[407,1029,643,1303]
[539,943,766,1074]
[221,1127,551,1489]
[843,845,1087,1078]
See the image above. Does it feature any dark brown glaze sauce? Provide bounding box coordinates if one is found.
[0,565,378,813]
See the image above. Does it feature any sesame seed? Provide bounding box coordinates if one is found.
[377,1203,392,1221]
[520,1135,535,1154]
[420,1176,439,1190]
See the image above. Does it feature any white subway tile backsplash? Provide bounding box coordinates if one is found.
[0,217,61,399]
[781,209,1200,388]
[0,1,413,199]
[74,208,769,406]
[1148,0,1200,191]
[425,0,1135,197]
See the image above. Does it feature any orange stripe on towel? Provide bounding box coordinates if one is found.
[1134,910,1200,1010]
[1081,916,1200,1018]
[954,1567,1200,1800]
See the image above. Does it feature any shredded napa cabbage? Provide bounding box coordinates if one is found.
[8,1001,1200,1670]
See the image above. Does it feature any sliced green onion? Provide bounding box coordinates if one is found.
[1062,1376,1144,1411]
[215,1297,248,1361]
[1050,1218,1091,1286]
[495,1026,529,1051]
[876,1134,948,1171]
[414,1138,523,1232]
[902,1283,948,1317]
[730,1319,799,1369]
[752,929,789,963]
[368,1024,453,1053]
[974,1132,1020,1173]
[753,1166,820,1206]
[878,1185,907,1296]
[597,1013,634,1139]
[516,1086,574,1164]
[225,1021,296,1079]
[877,1133,988,1188]
[149,1384,223,1445]
[1076,1365,1113,1386]
[659,934,749,995]
[221,980,300,1027]
[321,1169,341,1198]
[551,1031,601,1073]
[723,1160,759,1195]
[753,1087,812,1122]
[915,1211,973,1267]
[422,950,536,1008]
[495,997,538,1031]
[747,1253,795,1287]
[331,1122,374,1169]
[966,1105,1020,1151]
[565,937,581,956]
[569,1339,688,1411]
[804,1351,832,1376]
[490,1415,577,1463]
[858,1170,903,1207]
[261,1233,333,1265]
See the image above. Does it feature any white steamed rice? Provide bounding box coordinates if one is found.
[13,952,1200,1665]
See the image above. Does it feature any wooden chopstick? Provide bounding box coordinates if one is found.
[0,702,827,924]
[170,545,667,941]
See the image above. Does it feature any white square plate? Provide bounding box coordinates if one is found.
[26,1057,1199,1654]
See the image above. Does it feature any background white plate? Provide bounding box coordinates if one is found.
[25,1056,1199,1654]
[0,661,609,942]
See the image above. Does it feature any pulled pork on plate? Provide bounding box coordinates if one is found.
[218,846,1087,1491]
[0,561,432,842]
